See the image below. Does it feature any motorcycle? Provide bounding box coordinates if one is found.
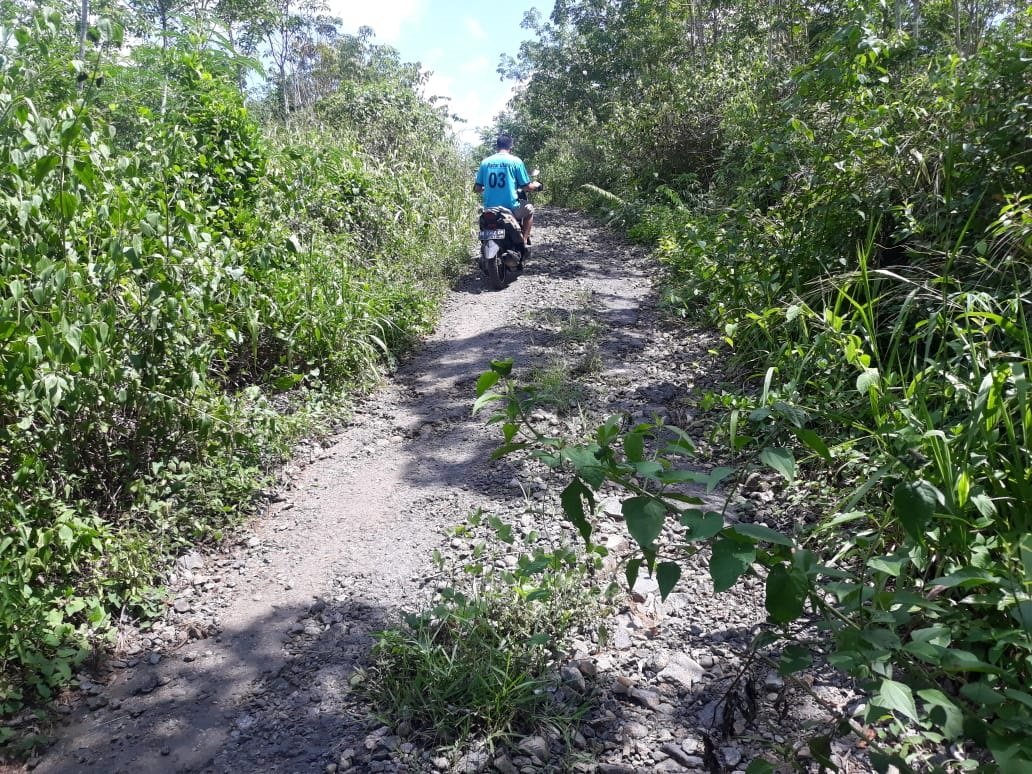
[477,171,541,290]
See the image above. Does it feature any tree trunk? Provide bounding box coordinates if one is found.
[79,0,88,59]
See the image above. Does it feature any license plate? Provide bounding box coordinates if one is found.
[479,229,505,240]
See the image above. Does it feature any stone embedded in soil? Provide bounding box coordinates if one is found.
[657,653,706,691]
[516,735,550,763]
[561,664,587,693]
[626,686,662,711]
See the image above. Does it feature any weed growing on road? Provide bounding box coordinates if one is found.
[364,511,606,749]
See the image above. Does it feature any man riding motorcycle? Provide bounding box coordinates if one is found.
[474,134,542,255]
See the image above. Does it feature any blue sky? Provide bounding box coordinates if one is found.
[325,0,553,144]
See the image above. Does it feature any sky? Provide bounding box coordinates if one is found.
[324,0,554,145]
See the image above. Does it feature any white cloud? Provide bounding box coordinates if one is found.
[324,0,427,43]
[464,17,486,40]
[423,68,516,145]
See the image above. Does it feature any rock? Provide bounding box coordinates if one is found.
[722,745,743,767]
[662,742,704,768]
[493,754,519,774]
[597,765,637,774]
[177,551,205,571]
[623,721,649,739]
[658,654,705,690]
[459,750,489,772]
[632,574,659,595]
[626,687,662,711]
[517,735,550,763]
[611,626,633,649]
[576,658,597,677]
[173,598,192,614]
[561,665,587,693]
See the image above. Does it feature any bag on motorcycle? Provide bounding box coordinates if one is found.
[480,207,525,248]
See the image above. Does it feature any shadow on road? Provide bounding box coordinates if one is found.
[38,597,387,774]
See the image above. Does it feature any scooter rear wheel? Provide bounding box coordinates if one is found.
[485,255,506,290]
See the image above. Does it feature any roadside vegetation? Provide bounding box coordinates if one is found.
[494,0,1031,770]
[0,1,471,727]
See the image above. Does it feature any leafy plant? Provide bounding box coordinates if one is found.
[364,510,604,747]
[476,358,1032,771]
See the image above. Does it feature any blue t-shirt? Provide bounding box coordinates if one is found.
[475,151,531,210]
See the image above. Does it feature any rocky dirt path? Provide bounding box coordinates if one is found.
[31,208,857,774]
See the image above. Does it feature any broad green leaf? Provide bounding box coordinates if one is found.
[940,649,999,673]
[730,523,793,546]
[624,432,644,462]
[869,751,914,774]
[874,678,919,722]
[658,469,708,484]
[625,557,642,590]
[893,479,941,540]
[560,479,594,544]
[656,561,681,600]
[489,442,528,460]
[472,389,503,414]
[759,447,796,481]
[56,524,74,547]
[867,553,909,577]
[705,466,734,492]
[917,689,963,740]
[633,460,663,479]
[960,681,1005,705]
[929,566,999,589]
[1004,688,1032,710]
[33,154,61,185]
[622,496,666,549]
[745,759,775,774]
[679,510,723,542]
[909,625,951,647]
[764,564,807,623]
[771,400,808,428]
[710,537,755,592]
[808,735,837,771]
[55,191,78,219]
[489,358,513,376]
[475,369,500,396]
[790,426,831,461]
[777,644,812,675]
[987,731,1032,772]
[562,446,607,487]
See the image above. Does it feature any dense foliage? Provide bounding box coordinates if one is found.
[498,0,1031,769]
[0,2,471,723]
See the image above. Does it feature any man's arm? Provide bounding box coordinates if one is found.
[514,161,532,188]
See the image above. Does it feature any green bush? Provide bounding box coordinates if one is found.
[0,8,472,715]
[497,1,1031,768]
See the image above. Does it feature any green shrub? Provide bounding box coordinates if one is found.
[365,512,605,746]
[0,7,472,715]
